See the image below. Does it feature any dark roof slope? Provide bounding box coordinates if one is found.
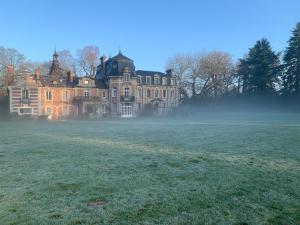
[136,70,167,77]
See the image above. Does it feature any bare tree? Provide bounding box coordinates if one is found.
[0,47,27,95]
[76,46,99,77]
[57,49,76,72]
[166,54,192,100]
[199,51,235,98]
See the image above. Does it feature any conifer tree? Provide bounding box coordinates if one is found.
[283,22,300,96]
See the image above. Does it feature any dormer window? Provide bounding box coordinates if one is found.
[171,78,175,86]
[154,76,159,85]
[146,76,151,85]
[124,73,130,82]
[112,87,117,97]
[137,76,141,84]
[84,80,89,85]
[162,78,167,85]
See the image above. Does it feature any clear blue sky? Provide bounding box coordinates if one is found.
[0,0,299,72]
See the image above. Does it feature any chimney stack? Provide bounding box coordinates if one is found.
[35,68,41,80]
[69,69,74,83]
[100,55,106,69]
[6,65,14,85]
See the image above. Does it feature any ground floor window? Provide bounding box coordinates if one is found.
[121,103,133,117]
[19,108,32,115]
[46,107,51,115]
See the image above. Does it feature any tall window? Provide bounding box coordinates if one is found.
[22,89,29,99]
[112,87,117,97]
[124,87,130,98]
[46,107,51,115]
[84,89,90,97]
[162,78,167,85]
[46,90,52,100]
[147,89,151,98]
[102,104,107,114]
[171,78,175,85]
[171,90,174,98]
[163,89,166,98]
[102,91,106,98]
[138,88,142,98]
[112,103,117,112]
[155,89,159,98]
[137,76,141,84]
[154,77,159,85]
[62,90,68,101]
[124,74,130,82]
[146,76,151,85]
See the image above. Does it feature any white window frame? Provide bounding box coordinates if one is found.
[46,90,52,100]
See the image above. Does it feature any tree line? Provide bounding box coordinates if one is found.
[167,22,300,106]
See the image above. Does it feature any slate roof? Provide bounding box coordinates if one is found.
[136,70,168,77]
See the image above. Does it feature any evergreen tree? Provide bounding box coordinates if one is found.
[238,39,281,95]
[283,22,300,96]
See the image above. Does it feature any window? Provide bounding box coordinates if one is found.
[112,87,117,97]
[162,78,167,85]
[102,104,107,114]
[163,89,167,98]
[20,108,32,114]
[171,78,175,85]
[146,76,151,85]
[84,80,89,85]
[84,89,90,97]
[137,76,141,84]
[138,88,142,98]
[112,103,117,112]
[155,89,159,98]
[102,91,106,98]
[22,89,29,99]
[46,107,51,115]
[171,90,174,98]
[147,89,151,98]
[62,90,68,101]
[124,73,130,82]
[124,87,130,98]
[154,77,159,85]
[46,90,52,100]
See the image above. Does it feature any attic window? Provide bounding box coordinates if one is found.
[84,80,89,85]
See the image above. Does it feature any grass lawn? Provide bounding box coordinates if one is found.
[0,113,300,225]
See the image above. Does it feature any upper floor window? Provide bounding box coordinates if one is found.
[84,80,89,85]
[146,76,151,85]
[112,87,117,97]
[137,76,141,84]
[154,76,159,85]
[22,88,29,99]
[162,78,167,85]
[124,73,130,82]
[102,91,106,98]
[171,78,175,86]
[46,90,52,100]
[124,87,130,98]
[84,89,90,97]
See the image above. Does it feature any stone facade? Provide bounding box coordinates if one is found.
[8,51,178,119]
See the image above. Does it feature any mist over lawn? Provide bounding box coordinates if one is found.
[0,114,299,225]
